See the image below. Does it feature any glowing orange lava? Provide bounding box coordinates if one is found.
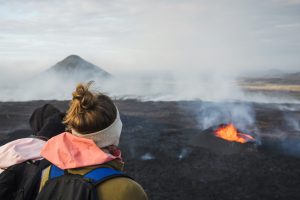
[214,124,255,143]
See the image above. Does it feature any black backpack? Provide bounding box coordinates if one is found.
[0,159,50,200]
[36,164,130,200]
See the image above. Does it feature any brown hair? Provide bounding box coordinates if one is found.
[63,81,117,134]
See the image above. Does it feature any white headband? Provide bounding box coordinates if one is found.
[72,108,122,148]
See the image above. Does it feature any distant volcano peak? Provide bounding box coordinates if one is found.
[62,54,82,63]
[66,54,81,59]
[48,55,111,78]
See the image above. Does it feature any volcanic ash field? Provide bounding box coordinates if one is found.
[1,100,300,200]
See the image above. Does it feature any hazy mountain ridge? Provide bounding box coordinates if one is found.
[240,71,300,85]
[0,55,112,101]
[44,55,111,78]
[0,56,299,102]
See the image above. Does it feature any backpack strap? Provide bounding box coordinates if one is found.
[48,164,130,185]
[83,167,129,185]
[49,165,64,179]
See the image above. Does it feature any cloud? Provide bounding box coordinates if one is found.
[271,0,300,5]
[0,0,299,77]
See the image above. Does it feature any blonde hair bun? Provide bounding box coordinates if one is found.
[72,81,95,110]
[64,81,117,134]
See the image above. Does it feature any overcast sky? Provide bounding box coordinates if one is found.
[0,0,300,78]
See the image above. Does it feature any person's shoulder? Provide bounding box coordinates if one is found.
[97,176,148,200]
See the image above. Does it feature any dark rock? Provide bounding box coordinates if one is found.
[1,100,300,200]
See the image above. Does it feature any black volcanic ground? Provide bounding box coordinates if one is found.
[1,100,300,200]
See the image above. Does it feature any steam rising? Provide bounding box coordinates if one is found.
[140,153,155,161]
[178,148,192,161]
[196,103,255,131]
[0,68,299,104]
[280,106,300,132]
[0,55,297,104]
